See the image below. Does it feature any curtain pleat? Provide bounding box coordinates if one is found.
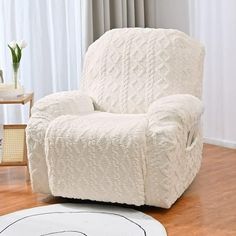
[109,0,123,28]
[134,0,145,27]
[104,0,111,31]
[84,0,94,50]
[127,0,135,26]
[144,0,157,27]
[92,0,105,40]
[121,0,128,27]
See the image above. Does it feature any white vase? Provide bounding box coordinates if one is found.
[12,63,20,89]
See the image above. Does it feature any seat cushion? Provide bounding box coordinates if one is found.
[45,112,147,205]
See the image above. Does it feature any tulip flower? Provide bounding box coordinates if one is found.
[8,40,27,64]
[9,40,17,49]
[18,40,27,49]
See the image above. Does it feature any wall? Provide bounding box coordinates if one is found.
[156,0,236,148]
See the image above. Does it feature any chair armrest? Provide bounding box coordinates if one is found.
[147,94,204,149]
[148,94,204,131]
[27,91,94,142]
[31,91,94,118]
[146,94,204,207]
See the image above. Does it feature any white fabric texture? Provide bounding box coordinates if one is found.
[26,28,205,208]
[46,113,147,205]
[26,91,94,193]
[81,28,204,113]
[146,94,203,207]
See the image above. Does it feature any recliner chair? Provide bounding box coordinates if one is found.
[26,28,205,208]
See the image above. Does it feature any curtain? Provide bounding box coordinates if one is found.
[189,0,236,147]
[0,0,85,123]
[84,0,157,48]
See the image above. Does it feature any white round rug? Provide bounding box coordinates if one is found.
[0,204,167,236]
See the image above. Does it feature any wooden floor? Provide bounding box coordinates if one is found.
[0,144,236,235]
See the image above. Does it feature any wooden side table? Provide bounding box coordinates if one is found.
[0,93,33,169]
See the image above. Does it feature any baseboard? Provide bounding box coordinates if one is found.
[204,137,236,149]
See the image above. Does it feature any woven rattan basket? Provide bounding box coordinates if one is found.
[0,124,27,165]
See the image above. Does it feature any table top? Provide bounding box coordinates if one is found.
[0,93,34,105]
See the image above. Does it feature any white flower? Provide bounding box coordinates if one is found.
[18,40,27,49]
[9,40,17,49]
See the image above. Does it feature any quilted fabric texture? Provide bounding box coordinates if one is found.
[26,91,94,193]
[45,113,147,205]
[81,28,204,113]
[26,28,205,208]
[146,94,203,207]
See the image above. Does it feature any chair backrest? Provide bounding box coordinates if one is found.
[81,28,205,113]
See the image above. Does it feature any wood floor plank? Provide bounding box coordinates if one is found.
[0,144,236,235]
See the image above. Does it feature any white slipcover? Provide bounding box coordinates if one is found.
[26,28,205,208]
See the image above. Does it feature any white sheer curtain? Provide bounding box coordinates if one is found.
[189,0,236,147]
[0,0,85,123]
